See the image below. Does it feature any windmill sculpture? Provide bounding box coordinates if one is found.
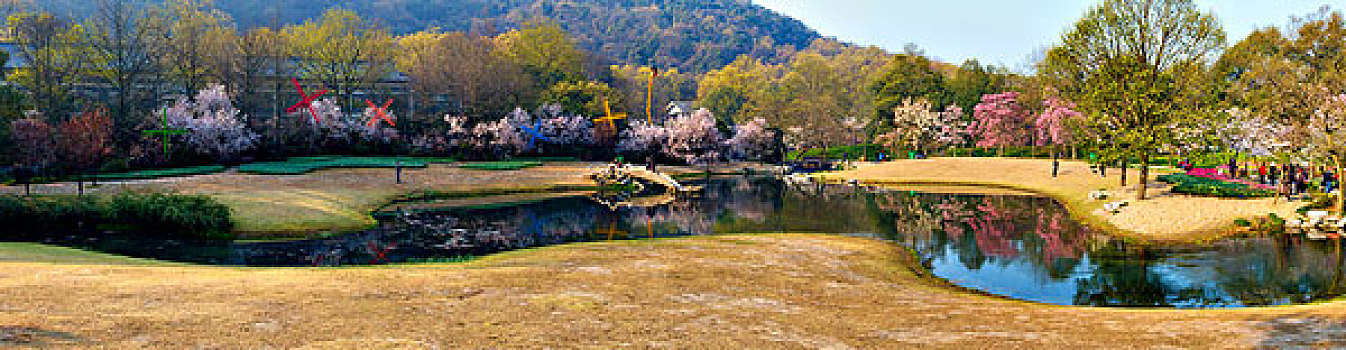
[593,100,628,140]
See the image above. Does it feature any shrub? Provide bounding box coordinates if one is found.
[0,192,233,239]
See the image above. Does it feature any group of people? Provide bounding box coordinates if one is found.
[1253,163,1336,195]
[1178,158,1338,196]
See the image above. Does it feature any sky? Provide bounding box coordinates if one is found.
[752,0,1335,71]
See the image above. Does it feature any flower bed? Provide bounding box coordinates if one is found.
[1157,174,1275,198]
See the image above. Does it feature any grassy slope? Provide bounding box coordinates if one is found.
[1,234,1342,348]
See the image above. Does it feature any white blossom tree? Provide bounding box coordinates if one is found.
[665,109,724,165]
[164,84,260,163]
[877,98,940,155]
[1309,94,1346,210]
[725,118,776,161]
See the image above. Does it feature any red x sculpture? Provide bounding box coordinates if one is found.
[365,98,396,127]
[287,78,328,124]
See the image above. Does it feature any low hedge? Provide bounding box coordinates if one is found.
[0,192,234,239]
[238,156,433,175]
[458,161,543,171]
[91,165,229,180]
[1157,174,1275,198]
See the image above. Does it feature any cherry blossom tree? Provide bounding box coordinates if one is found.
[1309,94,1346,210]
[876,98,940,155]
[725,118,776,161]
[164,84,261,163]
[664,108,723,165]
[1035,97,1082,158]
[618,120,668,157]
[934,105,972,153]
[972,92,1032,156]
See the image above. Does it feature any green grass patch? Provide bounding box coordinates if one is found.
[238,156,436,175]
[91,165,229,180]
[458,161,543,171]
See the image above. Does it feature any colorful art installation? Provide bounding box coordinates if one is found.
[142,107,190,156]
[286,78,329,124]
[365,98,396,128]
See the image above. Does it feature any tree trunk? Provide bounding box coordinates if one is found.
[1138,151,1150,200]
[1120,159,1128,187]
[1336,160,1344,213]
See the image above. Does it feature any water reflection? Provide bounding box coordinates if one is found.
[6,177,1346,308]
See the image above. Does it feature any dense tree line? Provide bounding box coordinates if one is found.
[14,0,819,74]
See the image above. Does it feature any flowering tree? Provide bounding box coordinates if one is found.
[1309,94,1346,210]
[617,120,668,157]
[164,85,260,163]
[664,108,723,165]
[972,92,1032,155]
[934,105,972,152]
[1034,97,1082,158]
[58,108,113,189]
[876,98,940,155]
[10,114,54,193]
[535,104,596,148]
[725,118,776,161]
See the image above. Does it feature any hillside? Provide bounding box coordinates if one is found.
[33,0,822,73]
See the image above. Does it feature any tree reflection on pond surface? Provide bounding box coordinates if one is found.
[6,177,1344,307]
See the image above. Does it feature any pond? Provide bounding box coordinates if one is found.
[6,177,1346,308]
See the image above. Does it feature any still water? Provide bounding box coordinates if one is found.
[8,177,1346,308]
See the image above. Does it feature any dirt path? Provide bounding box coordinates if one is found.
[1,234,1343,348]
[823,158,1302,243]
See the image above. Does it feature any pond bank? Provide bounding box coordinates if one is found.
[3,234,1344,348]
[0,162,770,237]
[820,158,1301,244]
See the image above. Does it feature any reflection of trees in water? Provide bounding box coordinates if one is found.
[872,192,1092,275]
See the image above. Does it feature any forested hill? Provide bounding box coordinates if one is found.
[35,0,822,73]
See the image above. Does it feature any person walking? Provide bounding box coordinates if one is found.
[1052,159,1060,178]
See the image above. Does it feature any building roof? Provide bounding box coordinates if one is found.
[666,101,695,115]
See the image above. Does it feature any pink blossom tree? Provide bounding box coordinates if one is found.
[664,108,723,165]
[934,105,972,154]
[1034,97,1082,159]
[617,120,667,157]
[1309,94,1346,211]
[972,92,1032,156]
[725,118,776,161]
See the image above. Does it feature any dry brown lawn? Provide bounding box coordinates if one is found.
[2,234,1345,348]
[824,158,1302,243]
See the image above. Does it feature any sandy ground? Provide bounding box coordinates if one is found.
[2,234,1345,349]
[824,158,1303,242]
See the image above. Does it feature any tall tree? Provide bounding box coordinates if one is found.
[159,0,234,95]
[871,53,949,120]
[493,20,585,90]
[396,30,533,121]
[283,9,396,111]
[57,108,112,194]
[85,0,164,142]
[1041,0,1226,200]
[7,12,89,121]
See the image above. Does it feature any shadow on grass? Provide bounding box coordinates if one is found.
[0,326,83,346]
[1257,314,1346,348]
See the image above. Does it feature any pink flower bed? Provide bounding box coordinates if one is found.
[1186,168,1276,190]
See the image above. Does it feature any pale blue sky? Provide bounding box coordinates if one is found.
[753,0,1335,70]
